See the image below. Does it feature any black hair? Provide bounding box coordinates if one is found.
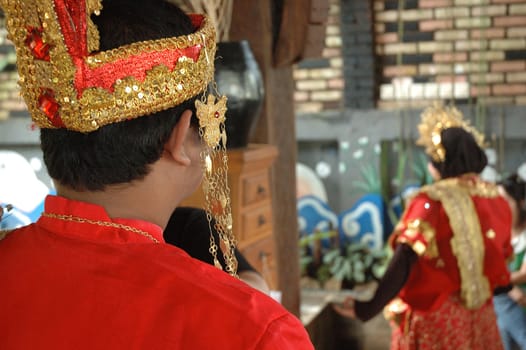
[500,173,526,227]
[41,0,199,191]
[430,127,488,179]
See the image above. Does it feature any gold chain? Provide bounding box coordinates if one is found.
[41,212,160,243]
[195,84,238,277]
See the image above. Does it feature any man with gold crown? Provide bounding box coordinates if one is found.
[334,102,513,349]
[0,0,314,348]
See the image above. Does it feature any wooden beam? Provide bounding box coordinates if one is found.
[229,0,302,316]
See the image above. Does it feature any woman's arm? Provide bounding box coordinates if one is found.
[334,243,418,321]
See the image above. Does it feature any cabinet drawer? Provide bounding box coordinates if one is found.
[240,205,272,240]
[242,172,270,206]
[240,235,277,289]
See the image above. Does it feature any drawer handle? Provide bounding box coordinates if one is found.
[257,185,266,195]
[257,215,266,226]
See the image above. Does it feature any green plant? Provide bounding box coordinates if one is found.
[352,162,381,195]
[299,230,337,288]
[323,243,389,289]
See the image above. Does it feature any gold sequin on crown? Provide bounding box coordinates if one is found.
[416,102,486,162]
[0,0,216,132]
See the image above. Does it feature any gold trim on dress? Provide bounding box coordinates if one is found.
[421,178,491,309]
[395,219,439,258]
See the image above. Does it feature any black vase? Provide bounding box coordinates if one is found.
[214,40,264,149]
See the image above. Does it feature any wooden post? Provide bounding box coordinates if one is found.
[229,0,306,316]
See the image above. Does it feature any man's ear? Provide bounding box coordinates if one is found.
[164,109,193,166]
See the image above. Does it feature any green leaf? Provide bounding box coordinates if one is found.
[329,256,344,276]
[353,270,365,283]
[340,259,352,281]
[322,248,341,264]
[394,152,408,192]
[352,163,381,194]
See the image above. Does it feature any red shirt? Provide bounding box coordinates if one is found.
[391,177,512,312]
[0,195,313,349]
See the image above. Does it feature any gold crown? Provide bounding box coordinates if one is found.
[416,102,486,162]
[0,0,216,132]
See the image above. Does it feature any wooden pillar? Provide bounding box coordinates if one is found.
[229,0,305,316]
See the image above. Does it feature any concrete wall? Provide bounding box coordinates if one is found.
[296,104,526,212]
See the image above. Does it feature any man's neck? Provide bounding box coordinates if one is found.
[54,181,176,229]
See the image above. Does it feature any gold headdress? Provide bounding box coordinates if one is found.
[1,0,238,275]
[0,0,215,132]
[416,102,486,163]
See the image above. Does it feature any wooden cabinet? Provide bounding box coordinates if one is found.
[181,144,279,289]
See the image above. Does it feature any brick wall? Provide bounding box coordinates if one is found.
[293,0,526,113]
[293,0,344,114]
[341,0,377,108]
[376,0,526,109]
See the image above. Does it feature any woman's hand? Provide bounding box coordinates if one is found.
[508,286,526,307]
[332,296,357,319]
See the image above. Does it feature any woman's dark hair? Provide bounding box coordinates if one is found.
[41,0,199,191]
[500,173,526,227]
[430,127,488,179]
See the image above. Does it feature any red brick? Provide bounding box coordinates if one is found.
[376,33,399,44]
[494,16,526,27]
[492,84,526,95]
[491,61,526,72]
[419,0,453,8]
[470,28,505,39]
[419,19,454,31]
[328,78,345,89]
[322,47,341,58]
[433,52,468,63]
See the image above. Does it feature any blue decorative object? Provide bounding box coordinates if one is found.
[297,195,338,248]
[338,193,386,250]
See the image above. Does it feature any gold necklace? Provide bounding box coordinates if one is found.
[41,212,160,243]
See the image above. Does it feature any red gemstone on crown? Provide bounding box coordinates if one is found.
[214,111,220,118]
[38,88,64,127]
[25,27,51,61]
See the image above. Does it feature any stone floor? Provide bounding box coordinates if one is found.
[362,313,391,350]
[302,289,391,350]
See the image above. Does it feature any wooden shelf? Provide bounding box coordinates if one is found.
[181,144,279,288]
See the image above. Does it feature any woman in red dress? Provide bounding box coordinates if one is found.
[336,103,513,350]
